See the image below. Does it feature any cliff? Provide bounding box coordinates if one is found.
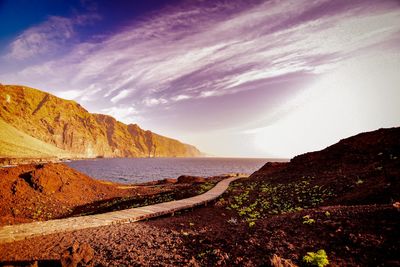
[0,84,201,159]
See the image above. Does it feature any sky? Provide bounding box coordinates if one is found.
[0,0,399,158]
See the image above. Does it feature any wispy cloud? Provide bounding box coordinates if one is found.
[142,97,168,107]
[101,105,138,124]
[110,89,130,103]
[1,0,399,125]
[171,94,190,102]
[7,16,74,60]
[5,14,100,60]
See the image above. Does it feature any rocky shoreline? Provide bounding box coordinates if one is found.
[0,157,61,167]
[0,163,228,226]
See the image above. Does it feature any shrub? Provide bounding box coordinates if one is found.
[303,249,329,267]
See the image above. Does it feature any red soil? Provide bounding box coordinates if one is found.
[0,163,222,225]
[0,163,136,225]
[0,163,211,226]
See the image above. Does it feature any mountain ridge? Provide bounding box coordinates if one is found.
[0,84,201,159]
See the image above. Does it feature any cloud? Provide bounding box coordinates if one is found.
[200,91,219,98]
[1,0,399,121]
[110,89,130,103]
[101,106,138,124]
[171,94,190,102]
[7,16,74,60]
[143,97,168,107]
[6,14,100,60]
[54,89,84,100]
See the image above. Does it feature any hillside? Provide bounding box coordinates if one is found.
[0,163,157,225]
[250,127,400,205]
[0,84,201,159]
[0,119,71,159]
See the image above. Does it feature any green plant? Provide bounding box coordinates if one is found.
[302,215,315,224]
[303,249,329,267]
[197,182,215,194]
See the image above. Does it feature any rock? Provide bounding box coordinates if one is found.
[29,167,63,194]
[177,175,206,184]
[60,241,94,267]
[159,178,178,184]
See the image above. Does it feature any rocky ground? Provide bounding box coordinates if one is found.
[0,163,221,225]
[0,200,398,266]
[0,127,399,266]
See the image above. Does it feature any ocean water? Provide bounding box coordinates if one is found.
[66,157,287,184]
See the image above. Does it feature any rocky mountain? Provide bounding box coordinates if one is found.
[0,84,201,159]
[251,127,400,205]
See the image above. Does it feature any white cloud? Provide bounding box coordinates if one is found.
[7,16,74,60]
[53,89,84,100]
[200,91,218,98]
[171,94,190,101]
[101,106,138,124]
[6,14,100,60]
[142,97,168,106]
[110,89,130,103]
[5,1,399,101]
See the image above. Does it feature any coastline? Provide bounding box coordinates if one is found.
[0,128,399,266]
[0,162,236,226]
[0,155,213,168]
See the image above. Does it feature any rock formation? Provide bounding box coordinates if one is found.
[0,84,201,158]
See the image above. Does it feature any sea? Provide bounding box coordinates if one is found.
[66,157,287,184]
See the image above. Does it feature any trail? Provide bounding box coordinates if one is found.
[0,175,245,244]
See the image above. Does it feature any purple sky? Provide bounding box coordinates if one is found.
[1,0,400,157]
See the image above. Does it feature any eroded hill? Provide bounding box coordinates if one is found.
[0,84,201,159]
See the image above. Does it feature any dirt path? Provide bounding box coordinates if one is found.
[0,175,246,244]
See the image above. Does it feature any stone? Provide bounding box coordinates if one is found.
[60,242,94,267]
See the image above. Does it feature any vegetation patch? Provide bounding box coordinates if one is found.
[303,249,329,267]
[223,177,334,226]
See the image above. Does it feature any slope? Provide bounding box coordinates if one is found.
[0,84,201,158]
[0,119,71,159]
[250,126,400,205]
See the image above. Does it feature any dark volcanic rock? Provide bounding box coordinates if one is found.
[177,175,206,184]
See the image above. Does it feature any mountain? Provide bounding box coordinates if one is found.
[250,127,400,205]
[0,84,201,159]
